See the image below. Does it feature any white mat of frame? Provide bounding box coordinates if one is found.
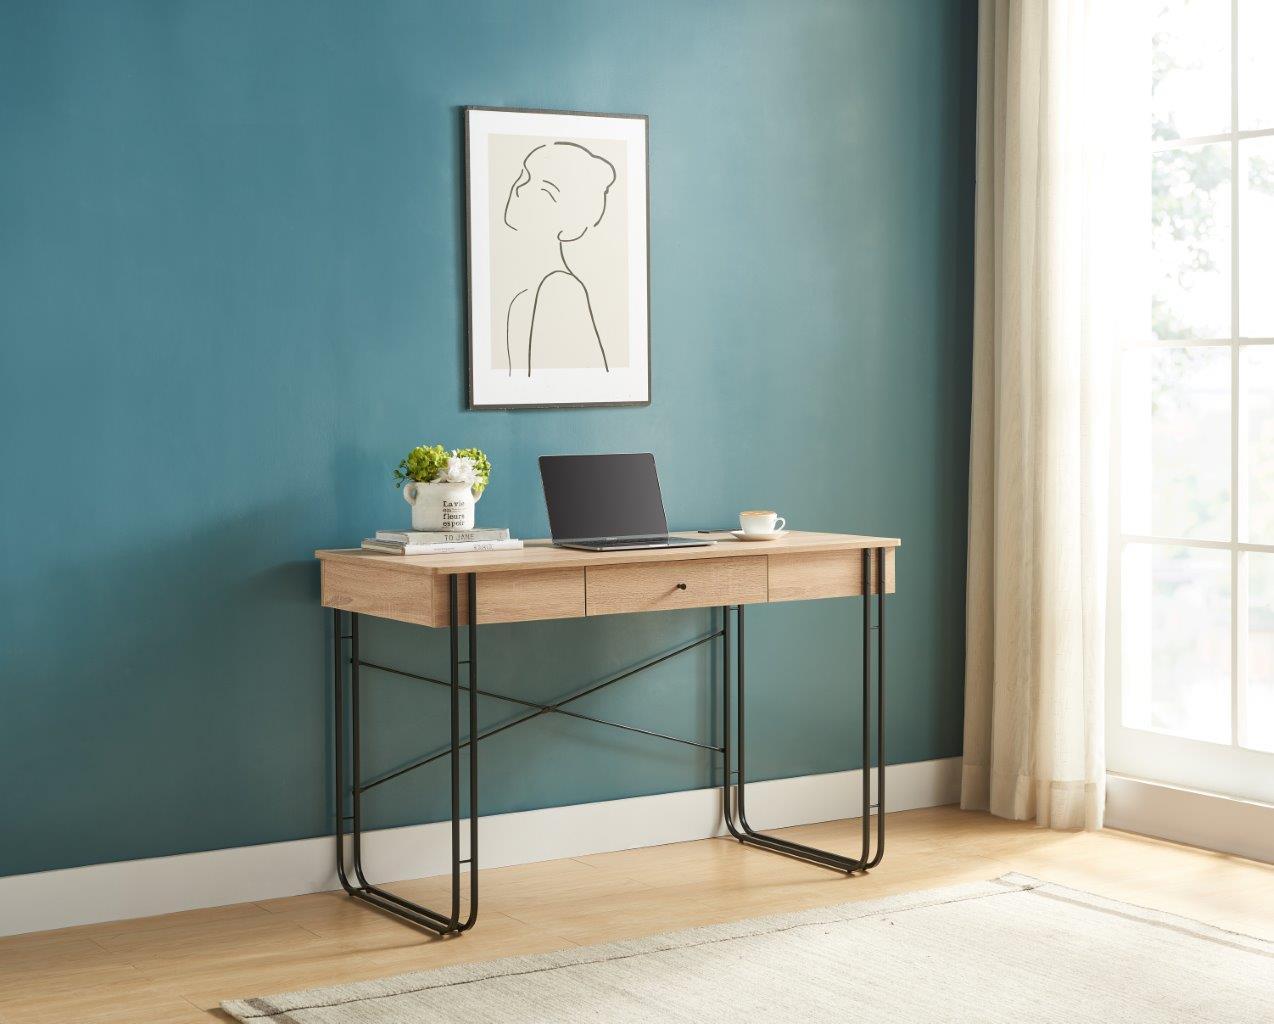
[223,873,1273,1023]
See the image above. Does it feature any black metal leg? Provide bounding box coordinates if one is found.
[722,604,742,841]
[721,547,887,873]
[333,574,480,935]
[462,572,479,929]
[334,609,351,893]
[448,576,461,924]
[861,546,872,864]
[868,548,885,867]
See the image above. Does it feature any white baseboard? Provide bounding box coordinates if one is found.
[0,757,960,938]
[1105,773,1274,865]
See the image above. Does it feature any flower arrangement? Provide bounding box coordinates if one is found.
[394,444,492,495]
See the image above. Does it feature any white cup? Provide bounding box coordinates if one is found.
[739,510,785,535]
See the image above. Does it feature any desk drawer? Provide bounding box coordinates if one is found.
[322,559,437,627]
[435,568,585,627]
[586,556,767,616]
[767,549,895,602]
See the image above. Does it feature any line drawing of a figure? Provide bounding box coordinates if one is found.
[501,141,617,376]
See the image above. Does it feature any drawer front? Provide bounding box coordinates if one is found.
[432,568,585,626]
[767,549,895,603]
[322,560,436,627]
[586,556,767,616]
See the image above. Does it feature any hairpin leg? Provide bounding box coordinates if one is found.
[333,573,480,934]
[722,548,886,872]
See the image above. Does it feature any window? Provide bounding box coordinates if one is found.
[1110,0,1274,804]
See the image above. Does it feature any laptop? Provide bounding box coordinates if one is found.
[539,454,715,552]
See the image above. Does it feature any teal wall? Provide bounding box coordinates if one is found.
[0,0,976,877]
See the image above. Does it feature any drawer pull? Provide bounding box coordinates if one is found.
[676,582,688,590]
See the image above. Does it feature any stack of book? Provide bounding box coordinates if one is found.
[361,527,522,556]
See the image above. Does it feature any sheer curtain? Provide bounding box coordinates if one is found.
[961,0,1143,830]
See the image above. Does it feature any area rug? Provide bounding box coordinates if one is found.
[223,873,1273,1023]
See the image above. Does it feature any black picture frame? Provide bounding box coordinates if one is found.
[463,105,651,410]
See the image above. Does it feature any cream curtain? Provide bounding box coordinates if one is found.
[961,0,1143,830]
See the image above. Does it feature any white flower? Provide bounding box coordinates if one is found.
[437,455,477,485]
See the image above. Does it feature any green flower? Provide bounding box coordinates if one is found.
[393,444,449,487]
[393,445,492,495]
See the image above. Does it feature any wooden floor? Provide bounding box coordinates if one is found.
[1,806,1271,1023]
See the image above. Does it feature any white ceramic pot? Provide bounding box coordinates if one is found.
[402,480,482,531]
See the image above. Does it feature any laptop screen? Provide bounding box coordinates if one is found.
[539,454,670,541]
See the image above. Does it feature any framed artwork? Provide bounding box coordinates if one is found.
[464,106,650,409]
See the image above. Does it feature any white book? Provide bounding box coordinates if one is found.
[374,528,510,544]
[361,538,523,556]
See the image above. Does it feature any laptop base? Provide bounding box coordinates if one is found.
[555,536,715,552]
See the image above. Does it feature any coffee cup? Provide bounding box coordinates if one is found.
[739,510,785,535]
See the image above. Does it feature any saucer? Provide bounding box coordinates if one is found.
[730,530,788,542]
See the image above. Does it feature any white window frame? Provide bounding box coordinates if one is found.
[1107,0,1274,807]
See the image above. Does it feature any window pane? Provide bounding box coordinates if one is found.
[1238,0,1274,131]
[1152,0,1230,141]
[1245,554,1274,752]
[1122,347,1230,541]
[1242,346,1274,542]
[1152,144,1232,340]
[1122,544,1230,743]
[1239,137,1274,337]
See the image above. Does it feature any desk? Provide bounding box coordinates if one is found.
[317,530,898,935]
